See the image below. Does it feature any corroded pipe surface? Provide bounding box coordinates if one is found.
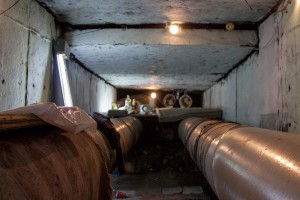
[179,118,300,200]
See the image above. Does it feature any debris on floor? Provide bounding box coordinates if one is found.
[123,127,197,174]
[113,127,218,200]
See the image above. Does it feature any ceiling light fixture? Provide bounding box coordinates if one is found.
[226,22,235,31]
[57,54,73,107]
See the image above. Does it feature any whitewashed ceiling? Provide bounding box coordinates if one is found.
[37,0,278,91]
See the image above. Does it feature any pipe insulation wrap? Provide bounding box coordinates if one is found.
[178,118,300,200]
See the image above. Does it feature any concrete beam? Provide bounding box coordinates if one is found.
[65,29,258,47]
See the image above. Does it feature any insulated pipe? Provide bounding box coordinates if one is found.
[178,117,204,145]
[111,116,143,155]
[0,125,113,200]
[179,118,300,200]
[0,115,143,200]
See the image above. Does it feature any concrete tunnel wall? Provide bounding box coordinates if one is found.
[66,60,117,113]
[203,1,300,133]
[0,0,116,113]
[0,0,56,111]
[2,0,300,127]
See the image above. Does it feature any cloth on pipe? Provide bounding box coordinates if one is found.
[92,112,125,174]
[0,102,97,134]
[156,107,222,122]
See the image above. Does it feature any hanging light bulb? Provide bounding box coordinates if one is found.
[149,92,157,109]
[151,92,157,99]
[169,24,180,35]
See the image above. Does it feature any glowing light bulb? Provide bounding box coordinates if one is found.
[169,24,180,34]
[151,92,157,99]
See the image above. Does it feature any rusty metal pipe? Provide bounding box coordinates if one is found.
[179,118,300,200]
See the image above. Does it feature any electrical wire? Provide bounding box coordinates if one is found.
[244,0,254,11]
[65,29,102,37]
[0,0,21,16]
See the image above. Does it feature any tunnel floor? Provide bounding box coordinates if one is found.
[112,125,218,200]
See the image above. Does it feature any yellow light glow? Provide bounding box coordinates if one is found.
[151,92,157,99]
[169,24,180,34]
[226,22,235,31]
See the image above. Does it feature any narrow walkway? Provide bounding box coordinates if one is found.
[112,171,209,199]
[112,126,218,199]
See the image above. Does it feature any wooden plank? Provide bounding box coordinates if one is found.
[0,114,48,132]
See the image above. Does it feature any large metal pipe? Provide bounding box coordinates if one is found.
[0,125,113,200]
[179,118,300,200]
[0,114,143,200]
[111,116,143,155]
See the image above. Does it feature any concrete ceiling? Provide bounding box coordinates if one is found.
[37,0,278,91]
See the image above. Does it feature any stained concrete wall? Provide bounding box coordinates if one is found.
[66,60,117,114]
[280,1,300,133]
[0,0,56,111]
[203,69,237,122]
[203,82,221,109]
[0,0,115,114]
[203,1,300,133]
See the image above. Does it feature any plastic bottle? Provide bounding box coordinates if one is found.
[125,95,131,112]
[112,190,127,198]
